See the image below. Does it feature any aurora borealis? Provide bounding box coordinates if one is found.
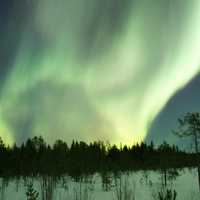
[1,0,200,145]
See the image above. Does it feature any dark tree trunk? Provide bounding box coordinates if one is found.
[194,132,199,154]
[194,131,200,191]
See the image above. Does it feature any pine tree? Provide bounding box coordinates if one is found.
[26,182,39,200]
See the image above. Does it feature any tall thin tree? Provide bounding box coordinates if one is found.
[173,112,200,190]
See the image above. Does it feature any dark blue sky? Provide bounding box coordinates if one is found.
[147,72,200,146]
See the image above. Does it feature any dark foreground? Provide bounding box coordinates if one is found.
[0,136,199,177]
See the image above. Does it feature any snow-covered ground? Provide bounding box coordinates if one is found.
[0,168,199,200]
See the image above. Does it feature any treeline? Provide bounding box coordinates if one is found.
[0,136,198,177]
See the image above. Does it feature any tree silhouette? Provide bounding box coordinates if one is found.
[174,112,200,190]
[0,135,197,177]
[158,189,177,200]
[174,112,200,153]
[26,182,39,200]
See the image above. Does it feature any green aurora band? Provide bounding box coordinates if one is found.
[1,0,200,145]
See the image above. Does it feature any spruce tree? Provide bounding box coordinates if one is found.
[26,183,39,200]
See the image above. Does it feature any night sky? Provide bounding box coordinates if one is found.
[0,0,200,145]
